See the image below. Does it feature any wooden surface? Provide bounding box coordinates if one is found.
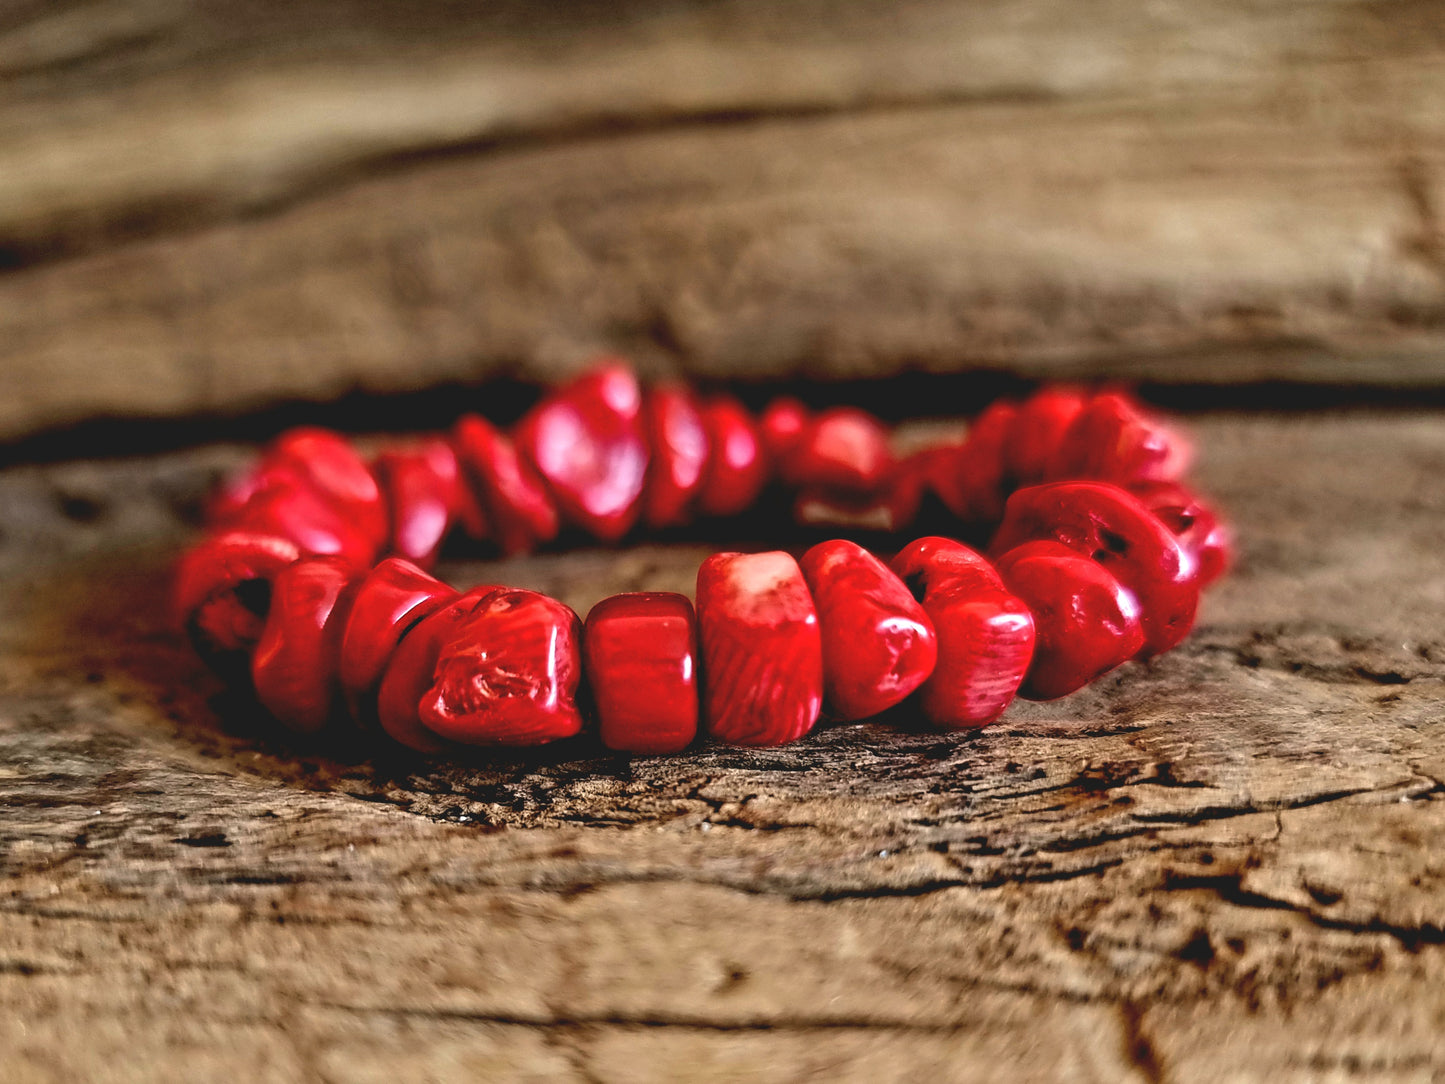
[3,0,1445,439]
[2,409,1443,1081]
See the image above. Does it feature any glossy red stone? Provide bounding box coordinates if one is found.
[375,586,494,752]
[782,408,896,493]
[1052,392,1192,485]
[898,442,960,514]
[172,530,303,665]
[800,540,937,720]
[373,439,460,568]
[443,437,491,543]
[337,557,459,721]
[1128,480,1234,588]
[758,397,810,466]
[922,402,1018,522]
[514,362,649,542]
[994,540,1145,700]
[696,551,823,746]
[450,477,492,542]
[453,414,560,555]
[264,428,389,550]
[695,397,770,518]
[251,556,358,733]
[221,480,376,568]
[207,460,309,526]
[417,589,585,746]
[640,383,710,529]
[890,537,1035,729]
[991,481,1199,656]
[584,592,699,754]
[1006,386,1086,485]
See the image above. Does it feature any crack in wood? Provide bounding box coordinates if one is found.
[1119,1002,1167,1084]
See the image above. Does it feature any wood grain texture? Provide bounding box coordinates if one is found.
[2,0,1445,439]
[1,410,1442,1080]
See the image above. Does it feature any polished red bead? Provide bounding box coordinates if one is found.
[221,480,376,568]
[696,551,823,745]
[782,408,896,493]
[417,589,585,746]
[890,537,1034,729]
[1006,386,1086,486]
[251,556,358,733]
[994,540,1145,700]
[640,383,710,529]
[338,557,459,722]
[207,460,309,526]
[265,428,389,551]
[899,441,960,514]
[514,362,649,542]
[800,539,937,720]
[1128,480,1233,588]
[172,530,303,666]
[453,414,560,555]
[922,402,1018,522]
[584,592,699,754]
[375,586,493,752]
[695,397,770,518]
[442,436,491,543]
[758,397,810,466]
[1052,392,1192,485]
[373,439,460,569]
[450,476,492,543]
[992,481,1199,656]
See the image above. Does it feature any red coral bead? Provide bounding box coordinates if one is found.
[219,480,376,568]
[890,537,1034,729]
[251,556,359,733]
[898,440,960,512]
[1052,392,1192,485]
[373,439,460,569]
[696,551,823,746]
[695,397,770,518]
[375,587,494,752]
[441,436,491,543]
[782,408,896,493]
[758,397,810,467]
[992,481,1199,656]
[1127,480,1234,588]
[1006,386,1086,486]
[514,361,649,542]
[799,539,937,720]
[172,530,302,668]
[640,383,710,529]
[417,589,585,746]
[584,592,699,754]
[337,557,459,723]
[453,414,560,555]
[268,428,389,551]
[207,460,309,526]
[921,402,1018,522]
[450,479,492,543]
[994,540,1145,700]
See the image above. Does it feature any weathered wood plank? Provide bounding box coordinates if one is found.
[4,0,1433,264]
[1,1,1444,439]
[1,411,1443,1079]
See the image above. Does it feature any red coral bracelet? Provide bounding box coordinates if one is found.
[173,362,1233,754]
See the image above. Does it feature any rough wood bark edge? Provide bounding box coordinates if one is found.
[1,0,1444,439]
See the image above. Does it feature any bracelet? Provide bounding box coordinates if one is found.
[172,362,1232,755]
